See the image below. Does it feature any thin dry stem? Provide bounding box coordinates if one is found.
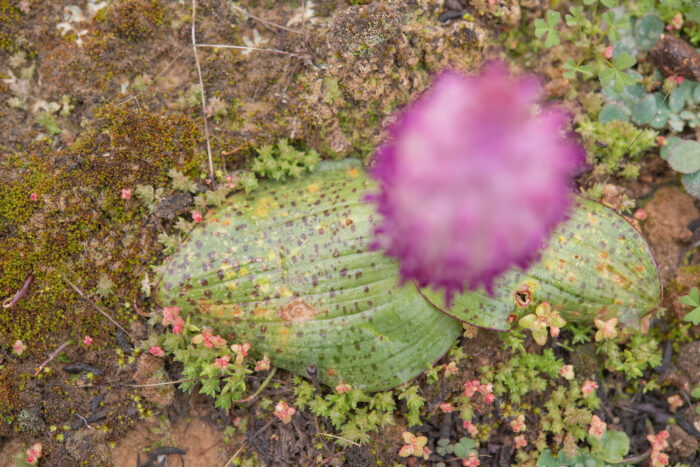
[192,0,214,179]
[223,444,246,467]
[317,433,361,447]
[196,43,308,58]
[34,340,72,377]
[230,4,303,35]
[123,377,194,388]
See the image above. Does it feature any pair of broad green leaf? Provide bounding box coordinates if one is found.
[156,161,660,391]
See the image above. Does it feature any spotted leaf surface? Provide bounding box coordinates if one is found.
[421,197,661,330]
[156,160,462,391]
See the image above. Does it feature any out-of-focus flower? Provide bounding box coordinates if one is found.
[149,346,165,357]
[369,62,583,301]
[29,193,38,202]
[514,434,527,448]
[121,188,131,200]
[588,415,606,439]
[192,211,203,223]
[604,45,614,59]
[83,335,93,347]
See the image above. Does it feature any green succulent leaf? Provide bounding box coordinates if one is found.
[422,197,661,330]
[156,163,660,389]
[156,160,461,391]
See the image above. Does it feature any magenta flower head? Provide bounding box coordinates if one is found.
[369,61,583,301]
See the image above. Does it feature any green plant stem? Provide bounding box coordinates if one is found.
[234,367,277,403]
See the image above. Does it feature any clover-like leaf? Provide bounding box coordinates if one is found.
[680,287,700,326]
[535,11,561,48]
[562,58,595,80]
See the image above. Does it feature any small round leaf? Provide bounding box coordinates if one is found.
[668,140,700,174]
[599,104,629,124]
[682,170,700,200]
[631,94,658,125]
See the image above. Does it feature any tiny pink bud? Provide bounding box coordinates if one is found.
[29,193,38,202]
[149,346,165,357]
[675,76,684,84]
[83,335,93,346]
[604,45,614,59]
[121,188,131,200]
[633,208,647,220]
[514,434,527,448]
[192,211,203,223]
[550,326,560,338]
[656,136,667,147]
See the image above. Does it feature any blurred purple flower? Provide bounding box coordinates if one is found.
[369,62,584,301]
